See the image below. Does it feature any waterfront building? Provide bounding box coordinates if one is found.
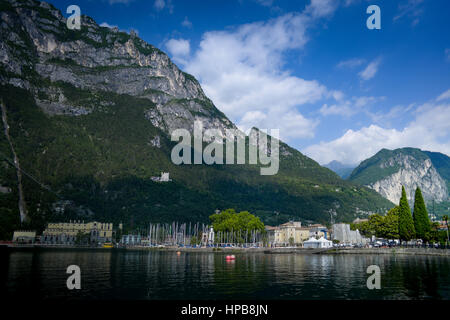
[12,230,36,244]
[41,221,113,245]
[308,224,329,239]
[266,221,310,247]
[265,226,277,244]
[332,223,369,245]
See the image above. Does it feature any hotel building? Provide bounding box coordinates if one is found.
[41,221,113,245]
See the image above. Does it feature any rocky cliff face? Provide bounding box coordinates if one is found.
[370,157,448,204]
[349,148,449,204]
[0,0,234,134]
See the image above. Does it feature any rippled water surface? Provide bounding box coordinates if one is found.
[1,249,449,300]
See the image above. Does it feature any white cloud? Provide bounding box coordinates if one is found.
[337,58,365,69]
[368,103,415,126]
[437,89,450,101]
[330,90,345,101]
[354,96,377,107]
[165,39,190,64]
[100,22,118,29]
[320,96,381,117]
[319,97,380,117]
[167,4,340,140]
[359,58,381,81]
[304,98,450,165]
[181,16,192,28]
[393,0,424,26]
[255,0,275,7]
[154,0,173,13]
[343,0,359,6]
[320,103,354,117]
[154,0,165,10]
[305,0,338,19]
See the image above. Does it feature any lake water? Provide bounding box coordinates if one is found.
[1,249,449,300]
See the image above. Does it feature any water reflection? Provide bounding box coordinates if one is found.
[1,249,449,300]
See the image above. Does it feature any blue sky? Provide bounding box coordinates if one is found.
[52,0,450,165]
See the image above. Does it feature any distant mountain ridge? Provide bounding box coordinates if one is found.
[324,161,355,179]
[349,148,449,204]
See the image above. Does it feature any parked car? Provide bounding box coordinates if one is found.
[373,241,382,247]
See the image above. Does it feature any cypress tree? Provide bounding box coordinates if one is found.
[398,186,415,242]
[413,187,430,241]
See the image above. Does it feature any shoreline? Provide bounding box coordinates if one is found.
[1,244,449,256]
[326,247,450,256]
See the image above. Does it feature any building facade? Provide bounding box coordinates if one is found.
[332,223,368,245]
[266,221,310,247]
[41,221,113,245]
[308,224,329,239]
[12,231,36,244]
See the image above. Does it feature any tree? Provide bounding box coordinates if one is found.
[379,206,399,239]
[209,209,265,243]
[75,230,89,245]
[369,214,384,237]
[412,187,431,241]
[210,209,264,233]
[190,235,200,246]
[443,215,449,244]
[350,221,372,237]
[288,237,294,247]
[398,186,415,242]
[351,215,380,238]
[352,210,399,240]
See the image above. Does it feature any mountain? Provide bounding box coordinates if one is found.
[424,151,450,192]
[0,0,393,239]
[349,148,449,205]
[324,161,355,179]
